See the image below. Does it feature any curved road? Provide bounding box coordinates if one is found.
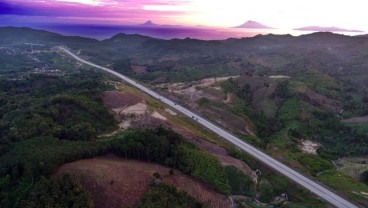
[59,47,357,208]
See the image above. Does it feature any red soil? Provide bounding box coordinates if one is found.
[131,66,147,74]
[304,88,341,112]
[54,155,230,208]
[102,90,142,109]
[342,115,368,123]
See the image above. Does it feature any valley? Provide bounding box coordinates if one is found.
[1,27,368,207]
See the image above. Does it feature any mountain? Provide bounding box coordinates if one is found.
[140,20,157,26]
[295,26,363,33]
[139,20,182,27]
[2,26,368,207]
[233,20,274,29]
[0,26,98,46]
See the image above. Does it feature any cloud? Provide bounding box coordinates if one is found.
[0,0,191,18]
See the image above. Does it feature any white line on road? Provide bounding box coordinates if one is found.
[58,47,358,208]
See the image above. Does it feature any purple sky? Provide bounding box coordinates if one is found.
[0,0,366,31]
[0,0,189,25]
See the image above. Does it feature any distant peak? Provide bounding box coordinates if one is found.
[233,20,274,29]
[294,26,364,33]
[141,20,157,26]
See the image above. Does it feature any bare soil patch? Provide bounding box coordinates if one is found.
[303,88,341,112]
[131,65,147,74]
[269,75,290,79]
[102,90,142,109]
[120,102,147,117]
[203,105,249,134]
[342,115,368,123]
[214,155,257,182]
[54,155,230,208]
[130,115,169,129]
[150,111,167,120]
[299,140,320,154]
[169,127,257,181]
[165,108,177,115]
[177,133,228,156]
[163,174,230,208]
[335,157,368,180]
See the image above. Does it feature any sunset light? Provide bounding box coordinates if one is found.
[0,0,366,31]
[1,0,368,207]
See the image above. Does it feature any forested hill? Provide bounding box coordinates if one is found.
[2,26,368,102]
[1,26,368,94]
[0,27,98,46]
[1,26,368,207]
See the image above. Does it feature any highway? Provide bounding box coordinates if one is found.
[59,47,358,208]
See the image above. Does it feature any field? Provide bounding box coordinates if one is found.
[336,157,368,180]
[343,116,368,123]
[55,155,230,208]
[102,90,142,109]
[345,122,368,135]
[318,170,368,206]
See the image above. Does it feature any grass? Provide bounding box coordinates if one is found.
[318,170,368,206]
[115,77,366,206]
[345,122,368,135]
[277,97,301,121]
[137,183,203,208]
[293,154,334,176]
[297,69,342,99]
[196,97,210,106]
[252,81,278,118]
[270,120,302,146]
[224,166,255,197]
[337,157,368,180]
[116,82,234,149]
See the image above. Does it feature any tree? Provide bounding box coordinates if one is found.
[360,170,368,184]
[275,80,289,98]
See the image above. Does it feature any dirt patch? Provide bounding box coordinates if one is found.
[165,108,177,115]
[54,155,230,208]
[130,115,169,129]
[168,127,257,181]
[303,88,341,112]
[269,75,290,79]
[244,124,255,136]
[335,157,368,180]
[163,175,230,208]
[223,93,232,104]
[102,91,142,109]
[131,65,147,74]
[299,140,320,154]
[214,155,257,182]
[178,134,228,156]
[342,115,368,123]
[203,105,249,134]
[120,102,147,117]
[151,111,167,121]
[197,76,238,87]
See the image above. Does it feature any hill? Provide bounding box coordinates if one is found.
[1,27,368,207]
[233,20,274,29]
[295,26,364,32]
[140,20,157,26]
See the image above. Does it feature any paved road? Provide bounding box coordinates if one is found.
[59,47,358,208]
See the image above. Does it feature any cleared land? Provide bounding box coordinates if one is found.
[102,90,142,108]
[54,155,230,208]
[342,115,368,123]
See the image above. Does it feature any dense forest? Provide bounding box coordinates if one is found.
[1,27,368,207]
[0,65,232,207]
[222,78,368,158]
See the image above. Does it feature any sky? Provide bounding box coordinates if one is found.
[0,0,366,31]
